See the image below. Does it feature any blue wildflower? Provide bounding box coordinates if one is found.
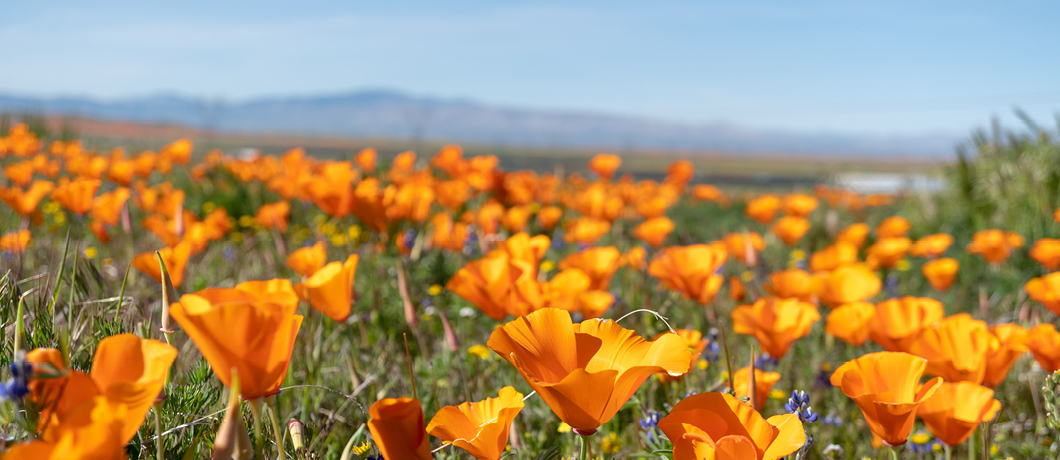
[784,390,818,423]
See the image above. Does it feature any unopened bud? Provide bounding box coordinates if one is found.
[288,419,305,450]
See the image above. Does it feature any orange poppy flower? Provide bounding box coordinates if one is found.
[435,180,471,210]
[0,230,31,254]
[722,232,765,265]
[1027,324,1060,372]
[868,297,944,352]
[295,254,359,322]
[537,205,563,231]
[831,351,942,446]
[813,264,881,308]
[355,148,377,172]
[648,244,728,305]
[562,217,611,245]
[89,187,131,227]
[0,180,54,216]
[448,250,520,320]
[875,216,911,239]
[825,302,876,346]
[4,396,129,460]
[917,382,1001,447]
[557,246,621,291]
[908,233,954,258]
[745,195,781,224]
[764,269,814,302]
[665,160,694,188]
[692,184,727,205]
[732,297,820,359]
[781,194,818,218]
[368,397,431,460]
[169,288,303,400]
[132,242,192,288]
[909,314,999,384]
[633,217,675,247]
[922,258,959,291]
[1025,272,1060,316]
[487,308,691,433]
[865,237,911,269]
[286,242,327,278]
[966,229,1024,264]
[729,276,746,302]
[836,223,870,248]
[255,201,291,232]
[654,329,708,384]
[983,323,1028,387]
[1031,238,1060,270]
[3,160,36,186]
[809,242,859,272]
[426,386,524,460]
[588,154,621,181]
[500,206,531,233]
[658,392,805,460]
[541,270,614,319]
[771,216,811,246]
[50,177,101,215]
[623,246,647,271]
[729,366,782,410]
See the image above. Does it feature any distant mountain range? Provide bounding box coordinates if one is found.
[0,90,958,157]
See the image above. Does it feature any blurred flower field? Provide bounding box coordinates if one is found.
[1,120,1060,459]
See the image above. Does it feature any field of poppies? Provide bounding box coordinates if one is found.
[1,120,1059,460]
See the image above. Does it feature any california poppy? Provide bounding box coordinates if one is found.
[487,308,690,433]
[654,329,708,384]
[692,184,727,205]
[876,216,911,239]
[50,177,101,215]
[868,297,944,352]
[722,232,765,265]
[287,242,327,278]
[1025,272,1060,316]
[745,195,781,224]
[865,237,911,269]
[983,323,1028,388]
[729,276,746,302]
[588,154,621,181]
[917,381,1001,447]
[732,297,820,359]
[132,242,192,288]
[782,194,817,218]
[658,392,805,460]
[664,160,694,188]
[831,352,942,446]
[909,234,954,258]
[809,242,859,272]
[426,386,524,460]
[562,217,611,245]
[500,206,531,233]
[966,229,1024,264]
[0,180,54,216]
[813,264,881,308]
[537,205,563,231]
[557,246,621,291]
[764,269,814,302]
[255,201,291,232]
[448,250,520,320]
[4,396,129,460]
[1031,238,1060,270]
[295,254,358,322]
[771,216,811,246]
[825,302,875,346]
[368,397,431,460]
[0,230,31,254]
[90,187,131,227]
[1027,324,1060,372]
[633,217,675,247]
[649,244,728,305]
[909,314,999,384]
[169,289,303,400]
[922,258,959,291]
[729,366,782,411]
[836,223,870,248]
[355,148,377,172]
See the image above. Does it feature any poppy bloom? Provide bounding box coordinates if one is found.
[355,148,377,172]
[654,329,708,384]
[649,244,728,305]
[729,276,746,302]
[809,242,859,272]
[562,217,611,245]
[623,246,647,271]
[983,323,1028,388]
[169,289,303,400]
[732,297,820,359]
[692,184,727,205]
[1031,238,1060,270]
[909,314,999,384]
[89,187,131,227]
[865,237,911,269]
[1025,272,1060,316]
[922,258,959,291]
[540,268,614,319]
[557,246,621,291]
[255,201,291,232]
[722,232,765,265]
[876,216,911,239]
[500,206,531,233]
[764,269,814,302]
[729,366,782,411]
[813,264,881,309]
[50,177,102,215]
[1027,324,1060,372]
[286,242,327,278]
[487,308,691,432]
[295,254,358,322]
[665,160,694,188]
[781,194,818,218]
[917,381,1001,447]
[4,396,129,460]
[448,250,520,320]
[825,302,876,346]
[537,205,563,231]
[745,195,781,224]
[909,233,954,258]
[0,180,54,216]
[588,154,621,181]
[868,297,944,352]
[836,223,870,248]
[771,216,811,246]
[831,352,942,446]
[633,216,675,247]
[132,242,192,288]
[966,229,1024,264]
[368,397,431,460]
[426,386,525,460]
[658,392,805,460]
[0,230,31,254]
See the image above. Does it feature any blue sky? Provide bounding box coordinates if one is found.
[1,1,1058,136]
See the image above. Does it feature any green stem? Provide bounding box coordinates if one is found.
[265,397,287,460]
[153,403,164,460]
[945,444,952,460]
[888,445,899,460]
[249,399,265,460]
[579,433,589,460]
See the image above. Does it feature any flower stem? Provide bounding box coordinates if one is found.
[249,399,265,460]
[152,402,164,460]
[888,445,899,460]
[265,397,287,460]
[579,433,589,460]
